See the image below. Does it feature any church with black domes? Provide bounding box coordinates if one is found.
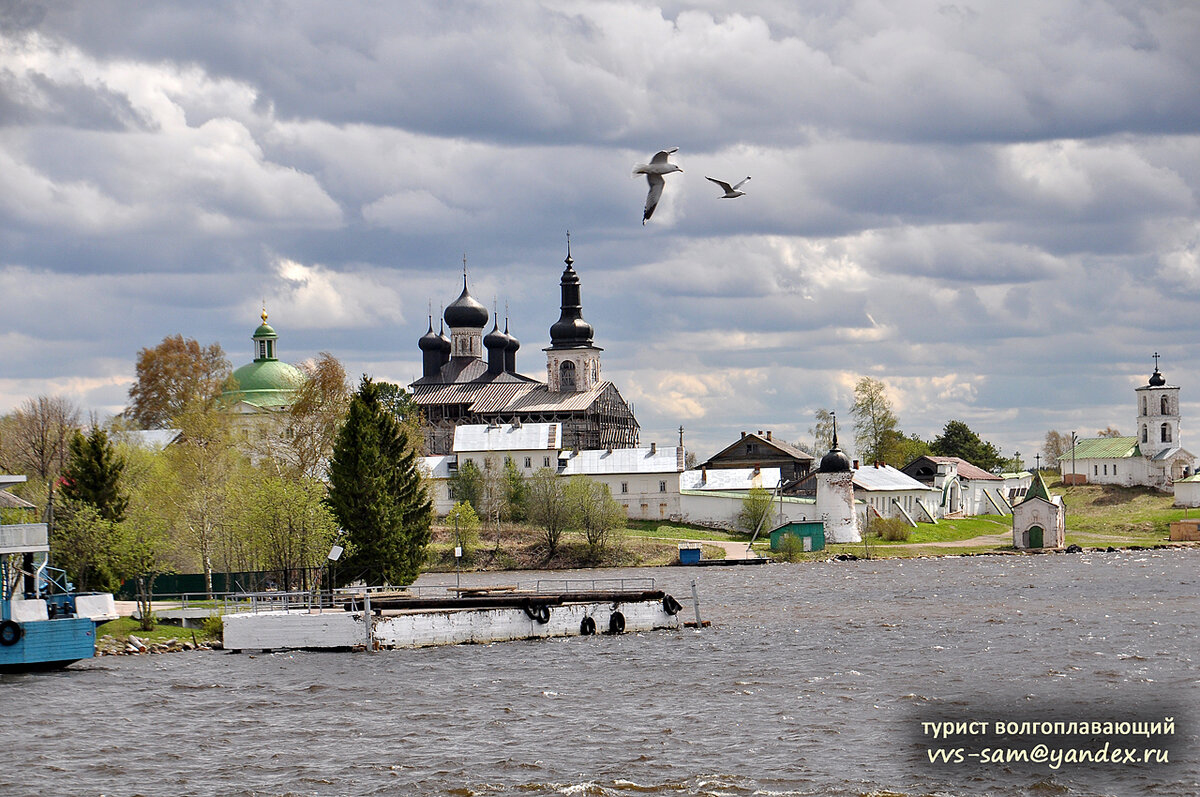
[409,246,640,456]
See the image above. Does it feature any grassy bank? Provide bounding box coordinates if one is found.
[423,520,730,572]
[96,616,220,646]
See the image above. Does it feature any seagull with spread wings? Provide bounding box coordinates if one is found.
[633,147,683,225]
[705,175,750,198]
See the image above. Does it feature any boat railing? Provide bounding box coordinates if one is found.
[530,577,656,593]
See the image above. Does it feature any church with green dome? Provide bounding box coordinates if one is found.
[223,309,306,412]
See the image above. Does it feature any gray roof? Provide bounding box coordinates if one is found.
[454,423,562,452]
[419,455,455,479]
[117,429,182,449]
[680,467,783,491]
[560,446,683,476]
[852,464,939,492]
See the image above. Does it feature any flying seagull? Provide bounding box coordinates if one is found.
[633,147,683,225]
[705,175,750,198]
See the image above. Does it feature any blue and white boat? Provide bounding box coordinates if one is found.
[1,475,117,673]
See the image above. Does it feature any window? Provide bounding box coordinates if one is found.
[621,482,628,494]
[1162,423,1172,443]
[1143,396,1148,415]
[659,481,667,492]
[1094,465,1099,476]
[524,457,531,468]
[1162,395,1171,415]
[447,485,456,499]
[544,456,551,467]
[1143,425,1149,443]
[559,360,576,391]
[1113,465,1117,475]
[1103,464,1108,475]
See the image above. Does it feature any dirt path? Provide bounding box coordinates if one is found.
[648,537,759,559]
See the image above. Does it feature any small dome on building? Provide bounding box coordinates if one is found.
[1149,368,1166,387]
[418,317,442,351]
[819,443,852,474]
[484,320,509,351]
[444,276,489,329]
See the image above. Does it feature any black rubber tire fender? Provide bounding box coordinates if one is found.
[608,611,625,634]
[535,604,550,624]
[662,595,683,616]
[580,616,596,636]
[0,620,22,646]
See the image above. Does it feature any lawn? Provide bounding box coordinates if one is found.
[96,616,220,646]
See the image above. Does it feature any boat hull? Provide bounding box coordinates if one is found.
[0,616,95,673]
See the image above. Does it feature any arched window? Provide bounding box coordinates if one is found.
[559,360,576,391]
[1161,395,1170,415]
[1161,423,1172,443]
[1142,425,1148,443]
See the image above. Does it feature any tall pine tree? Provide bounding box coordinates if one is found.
[60,427,128,522]
[325,376,432,586]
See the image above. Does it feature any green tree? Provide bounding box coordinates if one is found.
[526,467,570,557]
[736,486,775,536]
[930,420,1004,472]
[565,475,625,561]
[450,459,485,514]
[117,444,175,630]
[890,430,930,468]
[810,407,836,453]
[50,499,122,592]
[162,399,240,596]
[281,352,351,480]
[851,377,902,465]
[126,334,230,429]
[445,500,481,558]
[501,457,527,521]
[234,470,338,591]
[376,381,426,456]
[60,427,128,522]
[325,376,432,586]
[1042,430,1072,469]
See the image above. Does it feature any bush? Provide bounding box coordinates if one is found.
[776,533,807,562]
[872,516,912,542]
[201,613,224,641]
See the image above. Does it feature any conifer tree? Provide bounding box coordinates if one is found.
[61,427,128,522]
[325,376,432,586]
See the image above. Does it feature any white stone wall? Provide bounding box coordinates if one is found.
[222,600,680,652]
[677,491,817,530]
[602,472,681,520]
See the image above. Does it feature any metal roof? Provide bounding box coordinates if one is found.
[680,467,783,491]
[411,379,621,416]
[419,455,455,479]
[923,456,1003,481]
[560,446,682,476]
[1058,436,1139,461]
[851,464,939,492]
[1151,446,1194,462]
[454,423,562,452]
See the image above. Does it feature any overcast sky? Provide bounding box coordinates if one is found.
[2,0,1198,464]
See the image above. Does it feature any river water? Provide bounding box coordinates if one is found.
[2,549,1196,796]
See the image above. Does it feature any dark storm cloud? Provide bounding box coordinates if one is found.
[2,1,1199,460]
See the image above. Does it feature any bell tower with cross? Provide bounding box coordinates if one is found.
[1135,351,1182,458]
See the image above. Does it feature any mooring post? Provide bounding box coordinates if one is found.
[364,591,373,652]
[691,578,702,629]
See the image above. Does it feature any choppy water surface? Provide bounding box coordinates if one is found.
[3,549,1197,796]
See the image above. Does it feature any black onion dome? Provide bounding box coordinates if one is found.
[504,320,520,353]
[437,321,451,353]
[549,260,595,348]
[444,276,489,328]
[819,427,852,473]
[819,445,852,473]
[484,320,509,351]
[418,317,441,351]
[1149,369,1166,387]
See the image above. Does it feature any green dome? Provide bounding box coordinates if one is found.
[254,323,278,339]
[226,359,305,409]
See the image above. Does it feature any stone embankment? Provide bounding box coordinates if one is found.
[96,633,222,656]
